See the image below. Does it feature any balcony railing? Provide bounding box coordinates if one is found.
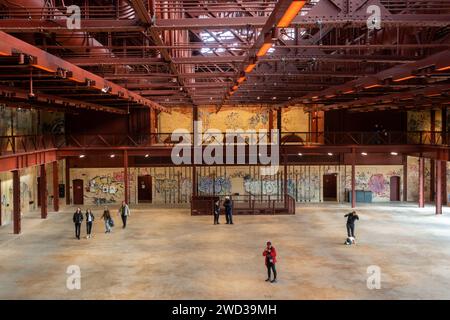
[1,131,448,156]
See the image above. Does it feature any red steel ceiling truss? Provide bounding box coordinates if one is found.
[0,0,448,110]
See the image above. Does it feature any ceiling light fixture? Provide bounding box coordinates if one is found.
[256,42,273,57]
[390,152,398,156]
[79,154,85,158]
[327,152,333,156]
[436,65,450,71]
[393,75,416,82]
[110,154,115,158]
[245,63,257,73]
[364,84,381,89]
[277,1,306,28]
[361,152,367,156]
[237,76,247,84]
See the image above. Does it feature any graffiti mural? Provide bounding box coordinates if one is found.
[86,174,124,204]
[198,176,231,195]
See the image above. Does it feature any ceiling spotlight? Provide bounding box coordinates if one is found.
[110,154,115,158]
[390,152,398,156]
[361,152,367,156]
[145,154,149,158]
[298,153,302,156]
[327,152,333,156]
[79,154,85,158]
[257,96,260,100]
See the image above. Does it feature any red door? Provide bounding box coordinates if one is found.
[390,176,400,201]
[73,179,84,205]
[323,173,337,201]
[138,175,152,203]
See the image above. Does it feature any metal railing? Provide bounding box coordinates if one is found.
[191,194,295,216]
[0,134,65,156]
[1,131,449,155]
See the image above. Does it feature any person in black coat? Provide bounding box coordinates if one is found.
[344,211,359,240]
[73,207,83,240]
[85,209,95,239]
[213,200,220,225]
[223,196,233,224]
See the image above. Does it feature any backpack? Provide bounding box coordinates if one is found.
[108,218,114,227]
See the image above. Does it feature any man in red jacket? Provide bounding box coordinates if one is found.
[263,241,277,283]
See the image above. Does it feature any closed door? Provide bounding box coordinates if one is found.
[73,179,84,205]
[138,175,152,203]
[323,173,337,201]
[390,176,400,201]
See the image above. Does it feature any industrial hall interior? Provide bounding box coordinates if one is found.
[0,0,450,300]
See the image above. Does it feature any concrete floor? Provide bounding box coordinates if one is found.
[1,203,450,299]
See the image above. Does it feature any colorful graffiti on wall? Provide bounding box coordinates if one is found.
[86,174,124,205]
[198,176,231,195]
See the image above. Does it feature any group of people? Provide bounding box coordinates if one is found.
[213,196,234,225]
[72,201,131,240]
[73,196,360,285]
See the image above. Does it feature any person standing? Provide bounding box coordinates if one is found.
[223,196,233,224]
[344,211,359,242]
[213,200,220,225]
[118,201,130,229]
[85,209,95,239]
[72,208,83,240]
[263,241,277,283]
[101,206,113,233]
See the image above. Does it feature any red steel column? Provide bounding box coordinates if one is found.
[403,155,408,202]
[442,160,448,206]
[124,150,129,204]
[436,160,442,214]
[430,159,435,202]
[40,164,47,219]
[419,157,425,208]
[351,149,356,208]
[65,159,71,205]
[12,170,20,234]
[53,161,59,212]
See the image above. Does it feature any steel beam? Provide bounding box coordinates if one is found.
[0,32,166,112]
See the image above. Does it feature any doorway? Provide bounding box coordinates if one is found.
[390,176,401,201]
[138,175,152,203]
[323,173,337,201]
[72,179,84,205]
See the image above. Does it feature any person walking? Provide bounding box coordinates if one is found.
[72,207,83,240]
[344,210,359,243]
[213,200,220,225]
[101,206,113,233]
[223,196,233,224]
[263,241,277,283]
[118,201,131,228]
[85,209,95,239]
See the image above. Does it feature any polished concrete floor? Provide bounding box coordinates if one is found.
[1,202,450,299]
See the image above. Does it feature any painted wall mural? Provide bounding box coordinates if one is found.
[345,166,403,201]
[198,176,231,195]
